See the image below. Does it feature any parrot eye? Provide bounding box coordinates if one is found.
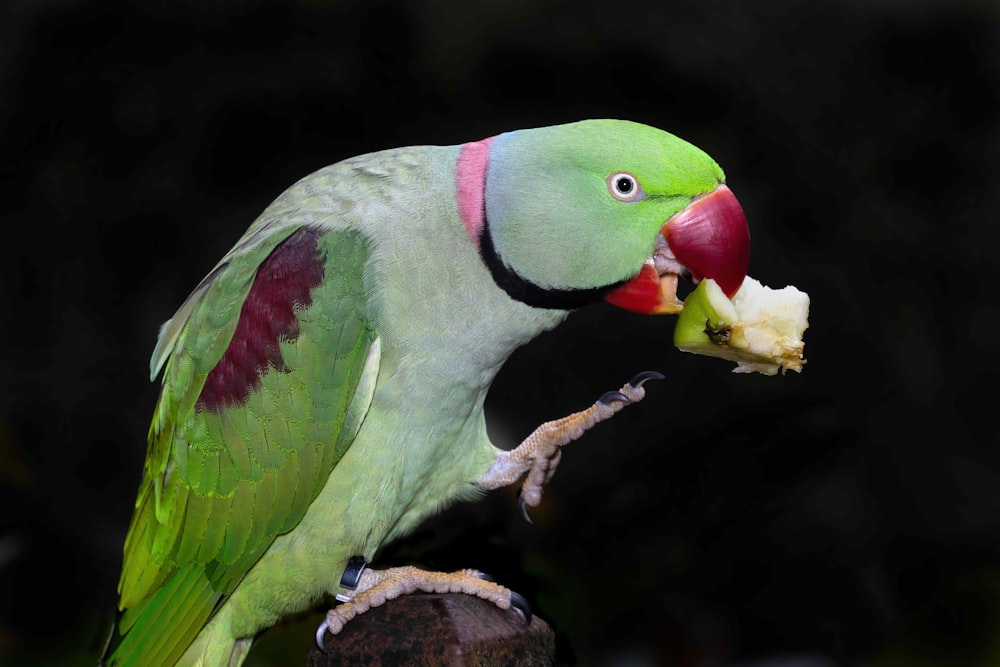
[607,172,644,203]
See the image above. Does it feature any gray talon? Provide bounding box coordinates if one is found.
[628,370,665,388]
[474,572,531,624]
[509,590,533,625]
[314,620,330,653]
[517,490,534,524]
[598,390,630,405]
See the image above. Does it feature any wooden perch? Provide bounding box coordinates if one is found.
[307,593,556,666]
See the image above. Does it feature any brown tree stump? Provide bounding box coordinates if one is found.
[307,593,556,666]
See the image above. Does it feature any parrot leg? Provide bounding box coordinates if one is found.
[315,562,531,648]
[315,372,661,647]
[476,371,663,520]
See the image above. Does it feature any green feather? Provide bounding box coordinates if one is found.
[106,228,373,666]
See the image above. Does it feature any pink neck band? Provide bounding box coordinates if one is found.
[454,136,495,242]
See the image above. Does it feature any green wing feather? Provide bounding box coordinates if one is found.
[105,226,375,667]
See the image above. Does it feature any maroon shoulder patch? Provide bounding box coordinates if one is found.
[197,228,325,411]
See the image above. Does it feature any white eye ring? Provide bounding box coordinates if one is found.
[607,172,644,202]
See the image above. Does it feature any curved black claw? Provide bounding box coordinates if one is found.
[628,370,665,388]
[475,572,532,624]
[315,619,331,653]
[509,590,533,625]
[598,390,631,406]
[517,490,534,524]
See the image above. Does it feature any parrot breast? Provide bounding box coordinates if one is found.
[196,228,325,411]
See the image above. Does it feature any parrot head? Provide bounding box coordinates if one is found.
[455,119,750,313]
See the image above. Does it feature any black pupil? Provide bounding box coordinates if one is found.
[616,176,633,194]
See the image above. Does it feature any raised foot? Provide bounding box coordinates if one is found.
[315,561,531,651]
[477,371,664,521]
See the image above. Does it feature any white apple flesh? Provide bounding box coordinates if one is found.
[674,277,809,375]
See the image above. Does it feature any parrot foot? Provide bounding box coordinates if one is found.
[477,371,663,521]
[315,563,530,650]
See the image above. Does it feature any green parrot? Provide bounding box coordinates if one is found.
[101,119,751,666]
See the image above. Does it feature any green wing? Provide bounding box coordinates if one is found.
[105,226,376,667]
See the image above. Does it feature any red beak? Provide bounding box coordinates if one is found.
[604,184,751,314]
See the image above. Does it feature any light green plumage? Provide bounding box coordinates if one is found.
[486,119,724,291]
[105,120,727,667]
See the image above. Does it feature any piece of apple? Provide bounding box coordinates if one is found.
[674,276,809,375]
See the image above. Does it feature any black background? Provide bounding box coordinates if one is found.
[2,1,999,665]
